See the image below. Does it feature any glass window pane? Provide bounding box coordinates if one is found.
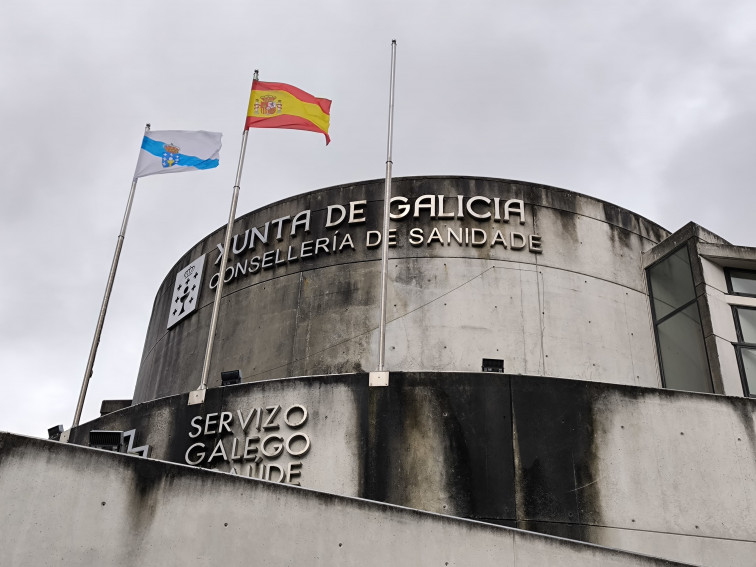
[729,269,756,296]
[740,348,756,397]
[736,308,756,343]
[657,303,712,393]
[649,247,696,320]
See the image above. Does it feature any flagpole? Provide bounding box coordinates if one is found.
[377,40,397,373]
[71,123,150,428]
[192,72,256,403]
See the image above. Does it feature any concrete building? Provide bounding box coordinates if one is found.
[1,176,755,565]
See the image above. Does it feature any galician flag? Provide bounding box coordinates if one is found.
[134,130,222,178]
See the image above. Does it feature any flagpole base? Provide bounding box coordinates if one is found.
[369,371,389,387]
[188,388,206,406]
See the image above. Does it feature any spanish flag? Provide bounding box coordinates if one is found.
[246,80,331,145]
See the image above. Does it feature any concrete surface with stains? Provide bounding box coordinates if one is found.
[69,372,756,566]
[134,176,668,403]
[0,430,692,567]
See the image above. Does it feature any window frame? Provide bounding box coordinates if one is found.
[732,304,756,398]
[646,244,713,392]
[725,267,756,298]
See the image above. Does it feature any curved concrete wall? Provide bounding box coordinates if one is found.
[134,177,669,403]
[0,432,688,567]
[70,372,756,566]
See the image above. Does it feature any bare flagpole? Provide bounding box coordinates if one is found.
[376,40,397,376]
[190,72,256,404]
[72,123,151,428]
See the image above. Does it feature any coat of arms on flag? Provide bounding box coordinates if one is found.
[162,142,181,168]
[134,130,222,178]
[246,80,331,144]
[252,95,283,116]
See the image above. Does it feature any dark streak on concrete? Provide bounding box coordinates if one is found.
[731,395,756,453]
[63,371,755,557]
[511,377,598,540]
[134,176,670,403]
[0,430,692,566]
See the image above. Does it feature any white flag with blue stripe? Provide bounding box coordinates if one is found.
[134,130,222,178]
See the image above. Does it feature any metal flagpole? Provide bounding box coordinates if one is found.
[191,72,256,404]
[377,40,397,374]
[71,123,151,428]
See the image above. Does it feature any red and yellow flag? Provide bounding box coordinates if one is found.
[246,80,331,145]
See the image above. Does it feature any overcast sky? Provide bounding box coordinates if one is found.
[2,1,755,437]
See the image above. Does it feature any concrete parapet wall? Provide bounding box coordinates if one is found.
[70,372,756,566]
[0,432,688,566]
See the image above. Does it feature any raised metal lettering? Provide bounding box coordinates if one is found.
[325,204,346,227]
[265,463,285,482]
[261,434,284,458]
[188,415,203,439]
[219,412,233,434]
[287,462,303,485]
[232,230,250,254]
[466,196,491,219]
[263,405,281,430]
[348,200,367,224]
[366,231,381,248]
[208,439,228,462]
[409,228,424,246]
[414,194,436,218]
[243,436,260,459]
[390,196,411,219]
[529,234,543,253]
[204,413,219,435]
[237,408,257,432]
[510,231,526,250]
[285,433,311,457]
[184,442,206,465]
[271,216,291,240]
[284,405,308,428]
[291,209,311,235]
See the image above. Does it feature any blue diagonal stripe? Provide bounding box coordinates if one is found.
[141,136,168,157]
[175,155,219,169]
[141,136,219,170]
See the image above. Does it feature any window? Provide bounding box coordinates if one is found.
[732,305,756,397]
[726,268,756,297]
[647,246,713,393]
[726,268,756,397]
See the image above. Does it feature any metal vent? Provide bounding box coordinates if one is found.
[48,425,64,441]
[482,358,504,373]
[89,430,123,452]
[221,370,242,386]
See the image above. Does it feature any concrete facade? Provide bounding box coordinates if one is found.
[5,176,756,565]
[68,373,756,566]
[0,432,690,567]
[638,221,756,397]
[134,176,670,403]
